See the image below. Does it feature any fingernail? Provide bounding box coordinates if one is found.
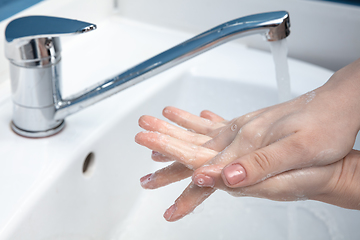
[223,164,246,185]
[151,151,164,158]
[192,174,215,187]
[140,173,153,187]
[152,151,160,156]
[164,204,177,221]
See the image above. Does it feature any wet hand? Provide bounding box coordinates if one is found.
[135,106,360,221]
[136,106,229,220]
[135,59,360,220]
[192,59,360,191]
[135,107,360,221]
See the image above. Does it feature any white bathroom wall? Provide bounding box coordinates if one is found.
[0,0,358,84]
[115,0,360,72]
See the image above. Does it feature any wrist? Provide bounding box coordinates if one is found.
[313,150,360,210]
[323,58,360,128]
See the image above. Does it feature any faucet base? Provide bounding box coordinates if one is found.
[11,120,65,138]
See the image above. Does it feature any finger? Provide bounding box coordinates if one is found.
[221,133,316,188]
[163,183,215,222]
[140,162,193,189]
[192,159,336,202]
[200,110,226,123]
[224,161,338,202]
[205,126,227,138]
[135,131,218,169]
[193,109,303,188]
[204,107,269,138]
[202,108,271,151]
[193,133,297,189]
[163,106,225,135]
[151,151,173,162]
[202,119,241,151]
[139,115,212,145]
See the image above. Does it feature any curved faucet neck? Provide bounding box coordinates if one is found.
[5,11,290,137]
[55,11,290,120]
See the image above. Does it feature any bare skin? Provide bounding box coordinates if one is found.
[135,58,360,221]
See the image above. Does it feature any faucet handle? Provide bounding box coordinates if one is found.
[5,16,96,66]
[5,16,96,42]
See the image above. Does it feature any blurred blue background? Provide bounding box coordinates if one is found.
[322,0,360,5]
[0,0,359,22]
[0,0,43,21]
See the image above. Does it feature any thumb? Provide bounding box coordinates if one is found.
[226,162,338,202]
[221,134,312,188]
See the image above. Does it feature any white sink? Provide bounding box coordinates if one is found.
[0,16,359,240]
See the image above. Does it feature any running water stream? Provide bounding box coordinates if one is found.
[270,39,292,103]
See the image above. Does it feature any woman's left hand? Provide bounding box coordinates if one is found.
[135,107,360,222]
[136,106,229,221]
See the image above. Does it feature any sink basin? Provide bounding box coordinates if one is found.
[0,15,359,240]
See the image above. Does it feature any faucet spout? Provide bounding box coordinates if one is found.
[5,11,290,137]
[55,11,290,120]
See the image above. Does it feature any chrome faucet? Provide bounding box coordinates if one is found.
[4,11,290,137]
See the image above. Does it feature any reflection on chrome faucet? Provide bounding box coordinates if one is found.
[4,11,290,137]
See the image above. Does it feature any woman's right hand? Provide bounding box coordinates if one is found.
[191,59,360,189]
